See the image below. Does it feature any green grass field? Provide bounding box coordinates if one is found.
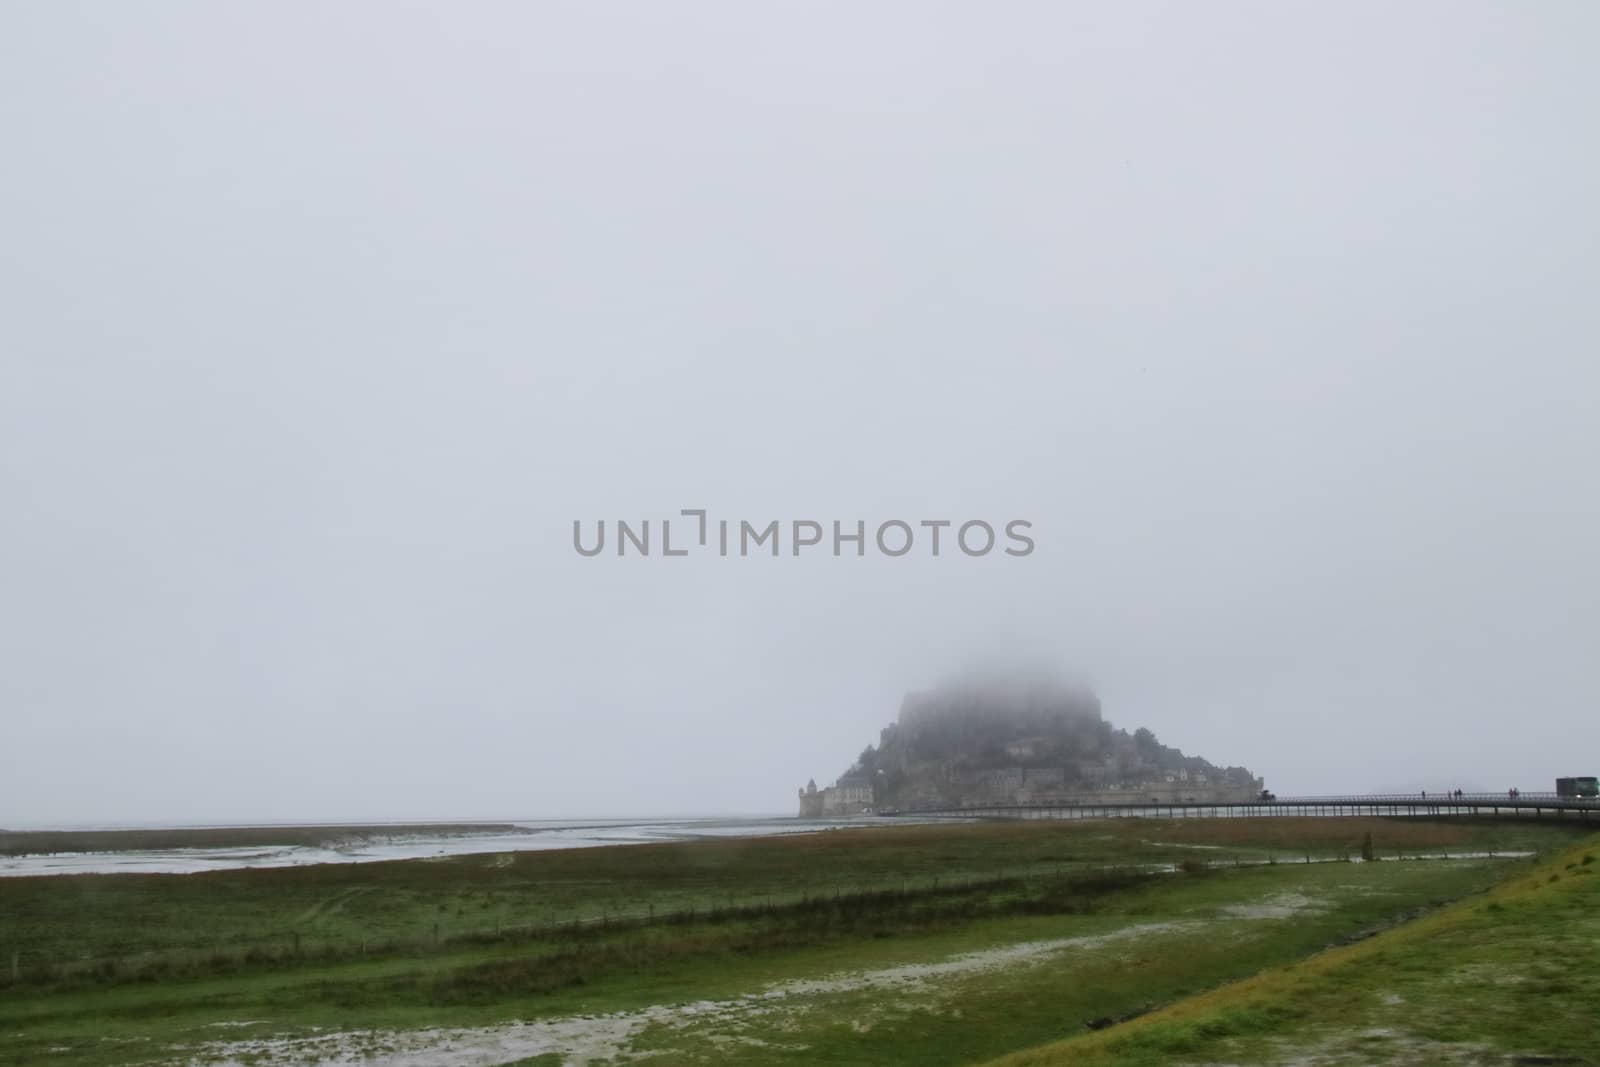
[985,836,1600,1067]
[1,816,1592,1066]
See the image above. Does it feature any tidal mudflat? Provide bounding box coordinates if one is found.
[0,817,889,877]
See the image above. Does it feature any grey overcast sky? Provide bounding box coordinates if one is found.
[2,2,1596,825]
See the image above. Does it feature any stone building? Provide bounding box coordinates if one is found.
[797,774,875,817]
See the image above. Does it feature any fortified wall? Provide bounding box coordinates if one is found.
[797,777,875,817]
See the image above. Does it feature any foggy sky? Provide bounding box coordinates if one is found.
[2,2,1596,825]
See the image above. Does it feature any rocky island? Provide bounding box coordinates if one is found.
[800,676,1263,816]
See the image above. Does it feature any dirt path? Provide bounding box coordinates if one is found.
[293,885,375,926]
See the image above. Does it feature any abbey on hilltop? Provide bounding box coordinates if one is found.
[798,675,1264,816]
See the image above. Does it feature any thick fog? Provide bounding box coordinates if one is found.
[2,3,1596,825]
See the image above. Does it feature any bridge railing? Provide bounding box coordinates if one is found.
[904,791,1598,814]
[1271,793,1574,804]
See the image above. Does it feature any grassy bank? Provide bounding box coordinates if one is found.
[1,816,1568,980]
[1,817,1592,1066]
[985,838,1600,1067]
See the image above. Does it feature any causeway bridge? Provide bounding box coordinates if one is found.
[903,792,1600,821]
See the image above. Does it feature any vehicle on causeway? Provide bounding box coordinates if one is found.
[1555,776,1599,799]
